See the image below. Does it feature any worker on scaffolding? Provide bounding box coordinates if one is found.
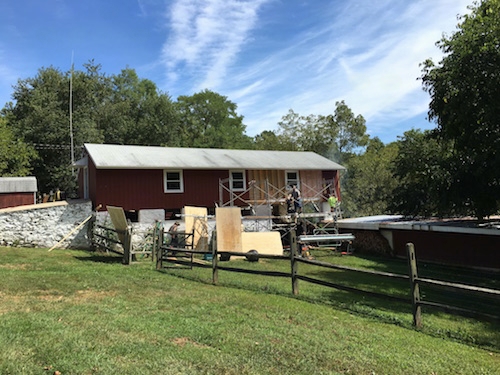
[328,193,338,212]
[328,193,339,220]
[291,185,302,213]
[286,193,294,213]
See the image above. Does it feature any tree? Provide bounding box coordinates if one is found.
[277,110,329,154]
[5,65,80,194]
[0,116,36,176]
[325,100,369,158]
[420,0,500,219]
[253,130,295,151]
[3,62,179,194]
[276,101,368,163]
[97,68,179,146]
[175,90,252,149]
[390,129,454,217]
[342,137,398,217]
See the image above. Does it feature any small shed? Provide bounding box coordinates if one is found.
[76,143,345,217]
[0,177,38,209]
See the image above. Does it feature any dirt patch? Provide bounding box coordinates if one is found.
[0,289,118,315]
[0,263,31,270]
[72,289,118,302]
[172,337,210,348]
[0,292,25,314]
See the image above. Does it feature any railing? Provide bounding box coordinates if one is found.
[91,224,133,264]
[407,243,500,326]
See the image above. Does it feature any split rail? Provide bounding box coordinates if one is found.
[90,219,500,327]
[153,227,500,327]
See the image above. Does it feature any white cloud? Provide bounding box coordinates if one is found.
[137,0,147,17]
[234,0,470,138]
[159,0,471,140]
[162,0,270,92]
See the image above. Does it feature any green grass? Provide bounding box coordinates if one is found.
[0,247,499,375]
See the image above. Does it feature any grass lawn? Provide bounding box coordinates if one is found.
[0,246,499,375]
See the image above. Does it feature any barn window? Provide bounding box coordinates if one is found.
[230,170,246,191]
[164,170,184,193]
[285,170,299,189]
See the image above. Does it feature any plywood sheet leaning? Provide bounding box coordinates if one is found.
[107,205,128,244]
[215,207,242,253]
[242,232,283,256]
[183,206,209,250]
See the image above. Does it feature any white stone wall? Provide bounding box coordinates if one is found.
[0,201,93,249]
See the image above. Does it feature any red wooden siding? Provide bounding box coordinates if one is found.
[87,157,342,213]
[0,192,35,209]
[392,229,500,269]
[90,167,236,212]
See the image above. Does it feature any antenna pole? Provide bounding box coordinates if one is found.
[69,51,75,174]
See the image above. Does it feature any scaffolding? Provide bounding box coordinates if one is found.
[218,178,342,240]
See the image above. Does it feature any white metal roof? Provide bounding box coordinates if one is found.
[0,177,37,193]
[83,143,345,171]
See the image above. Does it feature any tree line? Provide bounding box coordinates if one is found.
[1,0,499,220]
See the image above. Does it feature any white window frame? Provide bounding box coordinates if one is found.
[163,170,184,193]
[230,170,246,192]
[285,170,300,189]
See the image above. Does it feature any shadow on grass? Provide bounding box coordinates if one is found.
[158,258,500,352]
[73,253,123,264]
[350,253,500,289]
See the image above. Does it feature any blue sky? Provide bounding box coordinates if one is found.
[1,0,471,143]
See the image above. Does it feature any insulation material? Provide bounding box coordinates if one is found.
[215,207,242,252]
[183,206,209,250]
[107,205,128,244]
[241,231,283,255]
[299,170,324,198]
[248,170,286,201]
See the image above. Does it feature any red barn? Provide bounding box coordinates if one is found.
[77,143,345,218]
[0,177,37,209]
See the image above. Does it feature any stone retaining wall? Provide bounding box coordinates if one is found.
[0,200,93,249]
[0,203,271,252]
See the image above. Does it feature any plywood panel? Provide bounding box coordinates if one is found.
[248,170,286,201]
[241,232,283,255]
[215,207,242,252]
[107,205,128,244]
[183,206,209,250]
[300,170,324,198]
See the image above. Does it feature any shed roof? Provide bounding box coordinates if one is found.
[83,143,345,171]
[0,177,37,193]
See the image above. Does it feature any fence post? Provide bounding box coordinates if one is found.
[88,211,97,252]
[290,228,299,295]
[407,243,422,328]
[122,227,132,265]
[212,231,218,285]
[156,222,164,270]
[151,221,158,263]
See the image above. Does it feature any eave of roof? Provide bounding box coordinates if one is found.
[0,176,38,193]
[83,143,345,171]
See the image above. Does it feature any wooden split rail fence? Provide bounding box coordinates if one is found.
[91,223,133,264]
[93,220,500,327]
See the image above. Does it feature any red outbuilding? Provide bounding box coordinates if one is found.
[76,143,345,218]
[0,177,38,209]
